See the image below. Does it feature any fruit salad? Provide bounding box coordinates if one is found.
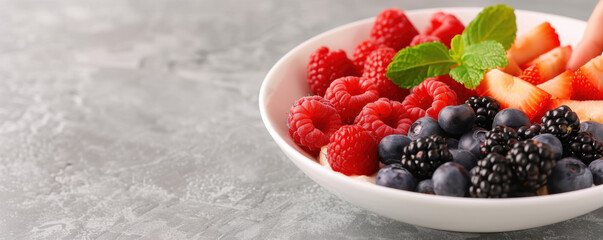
[287,4,603,198]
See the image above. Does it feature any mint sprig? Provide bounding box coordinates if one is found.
[387,42,456,89]
[462,4,516,50]
[386,4,516,90]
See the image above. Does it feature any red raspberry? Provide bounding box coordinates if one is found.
[327,125,379,176]
[352,39,378,75]
[324,76,380,124]
[422,11,465,48]
[402,78,457,122]
[307,46,358,96]
[362,47,410,101]
[370,8,419,51]
[288,96,343,156]
[409,35,442,47]
[433,74,476,103]
[354,98,412,141]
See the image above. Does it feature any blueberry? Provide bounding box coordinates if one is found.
[459,128,488,158]
[378,135,411,165]
[450,149,478,171]
[492,108,530,130]
[376,164,415,191]
[588,159,603,185]
[532,133,563,160]
[580,121,603,142]
[416,179,434,194]
[432,162,470,197]
[408,117,445,140]
[548,157,593,194]
[438,104,476,135]
[446,138,459,150]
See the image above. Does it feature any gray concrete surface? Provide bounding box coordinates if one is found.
[1,0,602,239]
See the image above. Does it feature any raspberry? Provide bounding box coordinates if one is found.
[307,46,358,96]
[354,98,412,141]
[402,79,458,122]
[288,96,343,156]
[327,125,379,176]
[324,76,380,124]
[362,47,410,101]
[370,8,419,50]
[435,74,476,103]
[352,39,378,75]
[409,35,441,47]
[422,11,465,48]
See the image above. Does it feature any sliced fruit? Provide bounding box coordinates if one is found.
[523,46,572,81]
[572,56,603,100]
[548,99,603,123]
[537,70,573,99]
[507,22,560,66]
[476,69,552,122]
[498,53,522,76]
[519,65,542,85]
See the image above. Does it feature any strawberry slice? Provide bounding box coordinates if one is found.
[499,53,522,76]
[572,56,603,100]
[507,22,560,66]
[537,70,573,99]
[523,46,572,81]
[547,99,603,123]
[519,65,542,85]
[477,69,552,122]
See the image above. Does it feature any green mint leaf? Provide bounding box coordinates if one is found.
[449,34,464,59]
[449,66,485,89]
[386,41,456,89]
[461,40,508,70]
[462,4,516,50]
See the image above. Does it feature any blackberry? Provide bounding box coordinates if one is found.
[465,96,500,129]
[517,124,543,140]
[541,105,580,144]
[567,131,603,165]
[400,135,453,180]
[480,126,519,156]
[507,140,556,192]
[469,153,513,198]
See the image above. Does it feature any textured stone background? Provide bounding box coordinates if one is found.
[0,0,602,239]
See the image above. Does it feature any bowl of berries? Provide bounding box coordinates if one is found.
[259,5,603,232]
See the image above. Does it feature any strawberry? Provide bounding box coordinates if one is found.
[537,70,573,99]
[572,56,603,100]
[499,53,523,76]
[507,22,560,66]
[523,46,572,81]
[519,65,543,85]
[547,99,603,123]
[476,69,551,122]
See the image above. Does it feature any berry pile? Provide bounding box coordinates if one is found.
[372,103,602,198]
[286,8,603,198]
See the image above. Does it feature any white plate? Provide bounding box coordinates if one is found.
[259,7,603,232]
